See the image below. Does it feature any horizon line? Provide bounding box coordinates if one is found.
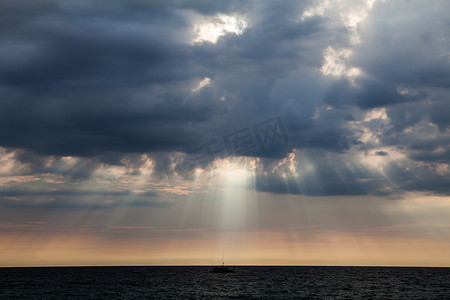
[2,264,450,268]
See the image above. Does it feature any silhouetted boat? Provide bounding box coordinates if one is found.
[212,263,235,273]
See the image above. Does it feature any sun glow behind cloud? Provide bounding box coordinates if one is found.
[215,158,257,231]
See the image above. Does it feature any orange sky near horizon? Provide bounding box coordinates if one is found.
[2,229,450,267]
[2,194,449,267]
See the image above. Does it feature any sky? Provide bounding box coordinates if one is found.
[0,0,450,267]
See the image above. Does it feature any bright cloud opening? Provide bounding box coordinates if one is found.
[301,0,385,44]
[192,14,247,44]
[320,46,362,84]
[364,107,388,122]
[192,77,211,92]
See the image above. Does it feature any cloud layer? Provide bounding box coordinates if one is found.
[0,0,449,207]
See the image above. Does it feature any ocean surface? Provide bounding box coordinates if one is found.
[1,266,449,299]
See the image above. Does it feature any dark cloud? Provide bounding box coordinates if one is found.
[375,151,388,156]
[252,150,387,196]
[0,197,171,210]
[324,78,426,109]
[0,0,209,156]
[0,188,165,210]
[0,0,340,158]
[0,189,157,197]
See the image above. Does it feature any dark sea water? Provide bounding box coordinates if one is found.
[1,266,449,299]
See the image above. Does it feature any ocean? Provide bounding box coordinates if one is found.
[1,266,449,299]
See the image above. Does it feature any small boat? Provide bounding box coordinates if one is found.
[212,263,235,273]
